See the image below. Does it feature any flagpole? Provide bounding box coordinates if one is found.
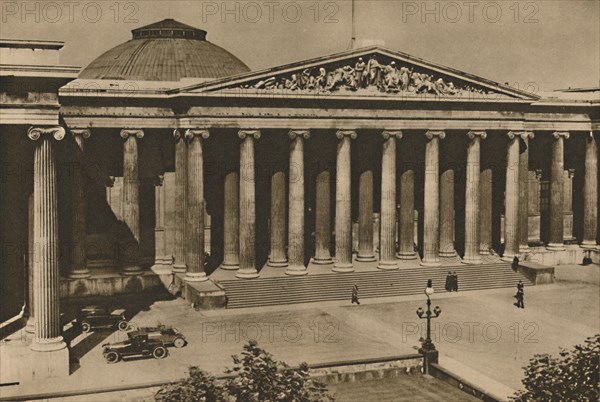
[351,0,356,49]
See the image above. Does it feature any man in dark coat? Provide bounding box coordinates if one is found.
[445,272,452,292]
[515,280,524,309]
[351,284,360,305]
[452,272,458,292]
[512,255,519,272]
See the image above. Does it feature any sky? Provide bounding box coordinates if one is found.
[1,0,599,91]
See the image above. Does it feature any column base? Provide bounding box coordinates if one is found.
[356,254,376,262]
[236,269,259,279]
[332,263,354,273]
[67,268,91,279]
[172,264,187,273]
[462,255,482,264]
[519,245,530,254]
[312,256,333,265]
[185,272,208,282]
[377,260,399,270]
[580,241,598,249]
[30,336,67,352]
[546,243,566,251]
[439,250,457,258]
[396,252,417,260]
[285,265,308,276]
[268,259,288,268]
[20,341,70,380]
[220,262,239,271]
[25,316,35,336]
[420,259,441,267]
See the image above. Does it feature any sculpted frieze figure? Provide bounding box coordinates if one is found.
[241,54,491,97]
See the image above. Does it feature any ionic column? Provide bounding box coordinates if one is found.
[439,166,456,258]
[378,130,401,270]
[68,129,91,278]
[314,168,333,264]
[357,141,375,262]
[153,175,169,268]
[582,132,598,248]
[27,126,67,352]
[479,168,493,254]
[547,132,569,251]
[120,129,144,274]
[173,130,188,272]
[398,167,416,260]
[237,130,260,279]
[464,131,486,263]
[333,130,356,272]
[268,169,287,267]
[221,170,240,269]
[287,130,310,275]
[185,129,209,282]
[503,132,520,259]
[421,131,445,266]
[519,132,534,254]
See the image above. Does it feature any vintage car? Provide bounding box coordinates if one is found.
[77,306,129,333]
[130,325,187,348]
[102,333,167,363]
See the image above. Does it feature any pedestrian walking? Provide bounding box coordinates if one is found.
[351,284,360,305]
[512,255,519,272]
[445,271,452,292]
[452,272,458,292]
[514,280,524,309]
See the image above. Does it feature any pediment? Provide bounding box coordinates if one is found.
[179,46,538,101]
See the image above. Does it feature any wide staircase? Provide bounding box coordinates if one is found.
[218,262,533,308]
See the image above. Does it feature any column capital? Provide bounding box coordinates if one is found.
[336,130,357,140]
[534,169,543,179]
[155,175,165,186]
[425,130,445,140]
[173,129,183,141]
[519,131,534,140]
[238,129,261,140]
[120,129,144,139]
[566,168,575,179]
[288,129,310,140]
[552,131,570,140]
[382,130,403,140]
[27,126,65,141]
[185,129,210,140]
[70,128,91,139]
[467,130,487,140]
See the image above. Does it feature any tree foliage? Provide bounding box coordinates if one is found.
[511,334,599,402]
[155,340,334,402]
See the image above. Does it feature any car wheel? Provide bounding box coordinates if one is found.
[173,337,186,348]
[105,351,120,364]
[81,322,91,333]
[117,321,129,331]
[152,345,167,359]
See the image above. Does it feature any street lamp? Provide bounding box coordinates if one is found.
[416,279,442,372]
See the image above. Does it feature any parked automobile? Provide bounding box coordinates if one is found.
[77,306,129,333]
[129,325,187,348]
[102,333,167,363]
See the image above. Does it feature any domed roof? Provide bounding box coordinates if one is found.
[79,19,250,81]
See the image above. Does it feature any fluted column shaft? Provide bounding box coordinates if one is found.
[357,140,375,261]
[398,168,416,259]
[314,169,333,264]
[582,132,598,247]
[378,131,401,269]
[504,132,520,259]
[121,129,143,274]
[69,129,90,278]
[519,132,534,253]
[480,168,493,254]
[173,130,188,272]
[153,175,169,267]
[439,167,455,257]
[269,170,287,266]
[221,170,240,269]
[548,132,569,250]
[333,130,356,272]
[28,127,66,352]
[237,130,260,279]
[287,130,310,275]
[422,131,445,266]
[464,131,486,263]
[185,130,209,282]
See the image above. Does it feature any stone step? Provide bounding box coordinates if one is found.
[218,263,532,308]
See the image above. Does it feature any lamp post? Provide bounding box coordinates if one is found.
[416,279,442,373]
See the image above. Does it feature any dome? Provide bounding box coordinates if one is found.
[79,19,250,81]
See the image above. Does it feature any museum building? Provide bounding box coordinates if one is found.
[0,19,598,378]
